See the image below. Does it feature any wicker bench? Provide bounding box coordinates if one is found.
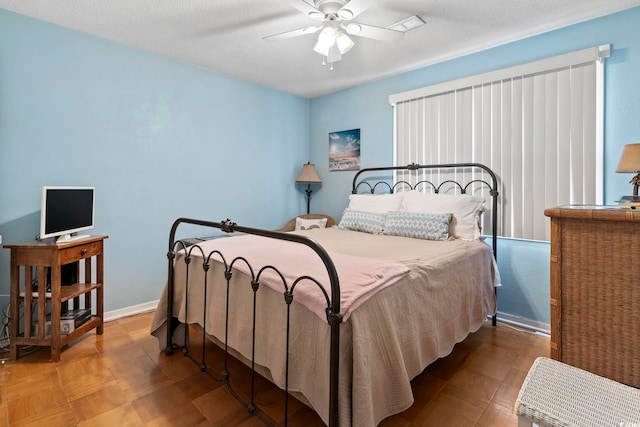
[516,357,640,427]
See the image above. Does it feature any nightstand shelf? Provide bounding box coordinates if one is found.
[12,316,101,347]
[4,236,108,362]
[20,283,102,301]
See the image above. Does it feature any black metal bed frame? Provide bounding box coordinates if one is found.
[165,219,342,426]
[351,162,499,260]
[163,163,499,426]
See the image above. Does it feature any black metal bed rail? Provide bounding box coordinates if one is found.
[165,218,343,426]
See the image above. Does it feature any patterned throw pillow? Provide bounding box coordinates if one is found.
[401,191,485,240]
[338,209,387,234]
[383,211,452,241]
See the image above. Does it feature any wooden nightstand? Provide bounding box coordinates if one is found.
[4,236,107,362]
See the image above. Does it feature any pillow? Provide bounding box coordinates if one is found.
[383,211,452,241]
[295,217,327,231]
[338,209,386,234]
[401,191,485,240]
[347,193,404,214]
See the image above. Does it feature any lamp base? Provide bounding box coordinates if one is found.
[305,184,313,215]
[631,173,640,197]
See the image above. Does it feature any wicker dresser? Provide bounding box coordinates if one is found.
[544,205,640,387]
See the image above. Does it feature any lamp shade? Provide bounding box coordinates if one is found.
[616,143,640,173]
[296,162,322,184]
[313,26,337,56]
[336,31,354,54]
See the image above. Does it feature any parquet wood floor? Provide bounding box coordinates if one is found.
[0,312,548,426]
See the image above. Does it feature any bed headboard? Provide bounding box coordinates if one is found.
[351,162,499,258]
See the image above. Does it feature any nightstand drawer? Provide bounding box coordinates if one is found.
[59,240,103,264]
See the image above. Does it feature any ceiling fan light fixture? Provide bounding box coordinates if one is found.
[313,39,331,56]
[328,44,342,63]
[308,11,324,20]
[319,44,342,70]
[314,25,339,56]
[335,31,354,54]
[317,25,337,45]
[345,23,361,35]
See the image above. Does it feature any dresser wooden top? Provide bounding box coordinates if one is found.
[544,205,640,222]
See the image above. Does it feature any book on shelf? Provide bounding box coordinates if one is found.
[31,308,92,336]
[60,308,92,334]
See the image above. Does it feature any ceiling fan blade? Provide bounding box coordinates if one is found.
[338,0,371,20]
[281,0,323,19]
[263,26,321,42]
[347,23,404,43]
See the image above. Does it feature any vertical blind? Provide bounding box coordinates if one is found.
[390,45,609,241]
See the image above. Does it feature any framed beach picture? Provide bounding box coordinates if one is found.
[329,128,360,171]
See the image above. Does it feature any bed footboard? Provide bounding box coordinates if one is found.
[165,218,342,426]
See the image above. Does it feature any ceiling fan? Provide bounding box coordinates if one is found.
[264,0,404,69]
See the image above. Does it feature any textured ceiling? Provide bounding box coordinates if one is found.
[1,0,639,98]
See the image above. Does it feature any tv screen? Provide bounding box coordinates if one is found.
[40,186,95,243]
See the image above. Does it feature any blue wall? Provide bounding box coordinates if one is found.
[0,9,311,312]
[2,7,639,325]
[309,7,640,325]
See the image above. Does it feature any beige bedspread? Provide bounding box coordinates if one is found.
[151,227,498,426]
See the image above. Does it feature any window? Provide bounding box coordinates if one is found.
[390,45,609,241]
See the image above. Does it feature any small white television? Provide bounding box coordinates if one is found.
[40,186,95,243]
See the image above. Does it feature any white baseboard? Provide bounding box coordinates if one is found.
[497,312,550,336]
[104,300,159,322]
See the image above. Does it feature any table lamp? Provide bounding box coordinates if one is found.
[296,162,322,214]
[616,143,640,200]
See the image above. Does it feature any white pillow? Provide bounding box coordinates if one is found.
[401,191,484,240]
[295,217,327,231]
[347,193,404,214]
